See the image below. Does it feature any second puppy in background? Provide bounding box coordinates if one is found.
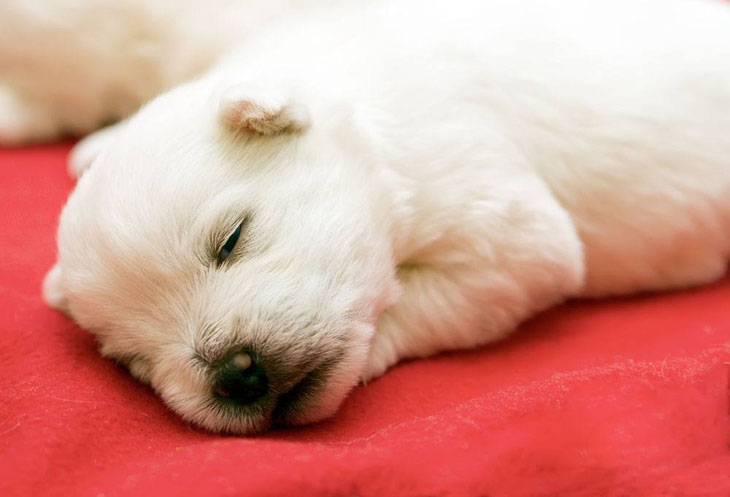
[0,0,342,154]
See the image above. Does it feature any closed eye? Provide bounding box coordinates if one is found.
[217,223,242,264]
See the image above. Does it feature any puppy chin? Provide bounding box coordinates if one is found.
[160,349,368,435]
[273,359,365,427]
[275,337,372,428]
[164,384,340,435]
[161,387,275,435]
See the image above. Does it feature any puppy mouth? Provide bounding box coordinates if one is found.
[199,354,341,433]
[272,363,332,424]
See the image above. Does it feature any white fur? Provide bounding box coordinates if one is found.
[0,0,338,146]
[45,0,730,433]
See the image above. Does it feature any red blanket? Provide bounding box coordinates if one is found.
[1,143,729,497]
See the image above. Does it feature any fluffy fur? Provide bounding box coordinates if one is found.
[44,0,730,433]
[0,0,335,146]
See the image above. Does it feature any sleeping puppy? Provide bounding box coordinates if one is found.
[44,0,730,434]
[0,0,337,148]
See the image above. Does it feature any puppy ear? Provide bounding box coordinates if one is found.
[43,263,70,316]
[218,86,310,136]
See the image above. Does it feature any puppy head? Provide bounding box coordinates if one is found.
[45,79,399,433]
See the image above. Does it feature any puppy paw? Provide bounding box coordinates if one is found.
[362,356,391,383]
[362,327,400,382]
[0,86,58,145]
[68,122,122,178]
[42,264,70,316]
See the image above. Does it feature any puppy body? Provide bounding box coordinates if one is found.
[46,0,730,432]
[0,0,335,144]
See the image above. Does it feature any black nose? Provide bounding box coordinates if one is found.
[213,352,268,404]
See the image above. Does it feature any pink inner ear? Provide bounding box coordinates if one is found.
[220,98,266,129]
[219,87,310,136]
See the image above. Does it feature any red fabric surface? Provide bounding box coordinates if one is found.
[1,143,729,497]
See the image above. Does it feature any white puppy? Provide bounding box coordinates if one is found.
[0,0,336,149]
[44,0,730,434]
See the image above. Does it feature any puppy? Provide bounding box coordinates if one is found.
[0,0,337,148]
[44,0,730,434]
